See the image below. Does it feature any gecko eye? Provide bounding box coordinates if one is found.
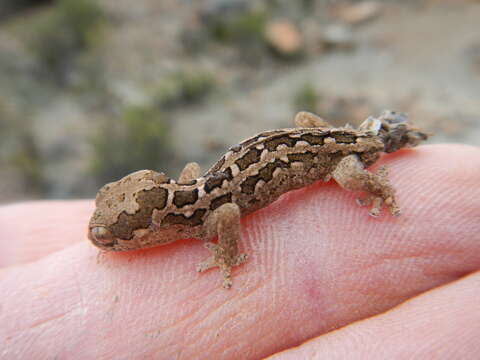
[89,226,114,244]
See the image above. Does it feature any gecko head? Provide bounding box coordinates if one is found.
[88,170,171,250]
[372,110,429,153]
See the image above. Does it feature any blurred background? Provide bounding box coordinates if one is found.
[0,0,479,203]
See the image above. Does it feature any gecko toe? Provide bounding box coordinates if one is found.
[356,196,373,207]
[390,206,401,217]
[223,279,233,289]
[196,256,216,272]
[235,253,248,266]
[369,209,381,217]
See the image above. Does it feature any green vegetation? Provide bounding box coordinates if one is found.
[206,8,268,64]
[293,83,320,113]
[90,69,217,184]
[200,6,304,63]
[0,0,52,19]
[90,105,172,185]
[182,7,269,59]
[26,0,105,82]
[10,128,47,194]
[299,0,315,12]
[0,105,46,195]
[152,71,216,110]
[91,70,216,184]
[208,10,267,45]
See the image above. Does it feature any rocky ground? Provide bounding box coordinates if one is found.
[0,0,479,203]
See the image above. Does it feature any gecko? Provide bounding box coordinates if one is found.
[88,110,428,288]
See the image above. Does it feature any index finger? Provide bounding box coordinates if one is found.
[1,144,479,360]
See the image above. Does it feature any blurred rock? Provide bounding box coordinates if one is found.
[265,20,303,57]
[336,1,382,25]
[322,24,355,50]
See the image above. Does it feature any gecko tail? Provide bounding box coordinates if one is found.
[374,110,429,153]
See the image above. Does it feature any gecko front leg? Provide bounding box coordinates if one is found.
[294,111,333,128]
[197,203,248,289]
[178,162,201,183]
[332,154,400,217]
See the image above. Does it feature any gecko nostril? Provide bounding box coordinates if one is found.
[89,226,113,244]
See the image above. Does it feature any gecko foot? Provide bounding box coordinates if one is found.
[196,243,248,288]
[178,162,201,183]
[294,111,333,128]
[383,196,401,217]
[333,155,401,217]
[359,195,400,217]
[372,166,401,217]
[199,203,248,288]
[358,195,400,217]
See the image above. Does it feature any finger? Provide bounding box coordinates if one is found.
[268,271,480,359]
[0,145,479,360]
[0,200,93,267]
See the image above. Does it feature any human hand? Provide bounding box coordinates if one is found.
[1,144,479,359]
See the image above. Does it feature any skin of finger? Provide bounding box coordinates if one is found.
[0,200,93,268]
[0,144,479,359]
[268,271,480,359]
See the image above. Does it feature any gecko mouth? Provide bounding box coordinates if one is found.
[89,226,115,246]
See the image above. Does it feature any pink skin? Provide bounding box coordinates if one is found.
[1,144,479,359]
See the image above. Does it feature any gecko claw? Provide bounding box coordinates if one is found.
[356,196,373,207]
[235,253,248,265]
[223,277,233,289]
[369,209,381,218]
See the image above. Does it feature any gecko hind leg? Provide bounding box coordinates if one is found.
[178,162,201,183]
[196,203,248,289]
[294,111,333,128]
[332,155,400,217]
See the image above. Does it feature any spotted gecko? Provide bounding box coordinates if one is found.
[88,111,428,288]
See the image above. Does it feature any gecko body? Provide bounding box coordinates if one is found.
[88,111,428,288]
